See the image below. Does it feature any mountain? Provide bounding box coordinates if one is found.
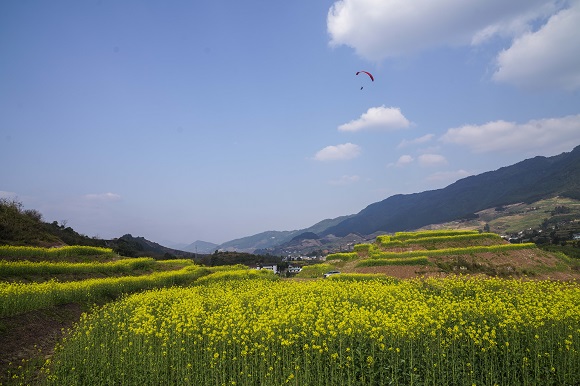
[112,234,197,259]
[214,215,354,252]
[291,232,320,242]
[323,145,580,237]
[5,146,578,257]
[214,146,580,253]
[254,232,371,257]
[182,240,219,254]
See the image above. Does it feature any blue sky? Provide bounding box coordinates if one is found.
[2,0,580,246]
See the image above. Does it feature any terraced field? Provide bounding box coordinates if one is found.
[1,237,579,385]
[0,245,252,384]
[325,230,580,280]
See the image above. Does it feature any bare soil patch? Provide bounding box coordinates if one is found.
[0,303,84,384]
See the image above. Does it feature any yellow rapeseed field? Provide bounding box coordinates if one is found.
[40,275,579,385]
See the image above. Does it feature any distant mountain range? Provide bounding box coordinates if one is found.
[3,146,579,257]
[207,145,580,253]
[214,215,354,253]
[181,240,219,254]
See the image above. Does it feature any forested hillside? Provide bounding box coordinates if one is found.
[0,198,105,247]
[323,145,580,237]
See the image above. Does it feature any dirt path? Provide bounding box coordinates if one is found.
[0,303,84,384]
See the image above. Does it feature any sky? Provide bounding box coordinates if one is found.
[2,0,580,246]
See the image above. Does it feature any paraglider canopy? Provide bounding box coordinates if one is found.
[356,71,374,81]
[356,71,374,89]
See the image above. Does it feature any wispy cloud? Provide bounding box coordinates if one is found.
[329,175,360,185]
[397,134,434,148]
[338,106,410,132]
[314,143,361,161]
[418,153,448,167]
[83,193,122,201]
[395,155,414,167]
[440,114,580,155]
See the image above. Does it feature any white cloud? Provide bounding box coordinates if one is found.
[314,143,361,161]
[493,2,580,91]
[328,1,579,90]
[440,114,580,155]
[338,106,410,132]
[329,175,360,185]
[83,192,122,201]
[395,155,414,167]
[427,169,472,183]
[327,0,554,61]
[397,134,434,148]
[418,154,448,167]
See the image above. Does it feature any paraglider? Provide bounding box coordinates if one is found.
[356,71,374,90]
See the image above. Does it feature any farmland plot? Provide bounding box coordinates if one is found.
[40,275,579,386]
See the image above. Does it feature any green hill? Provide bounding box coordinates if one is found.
[0,198,106,247]
[0,198,196,259]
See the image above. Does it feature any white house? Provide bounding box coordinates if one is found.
[259,265,279,274]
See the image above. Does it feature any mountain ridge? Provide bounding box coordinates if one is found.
[215,145,580,251]
[321,145,580,237]
[215,215,354,252]
[3,146,579,256]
